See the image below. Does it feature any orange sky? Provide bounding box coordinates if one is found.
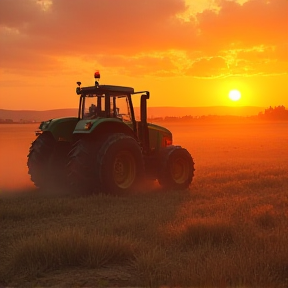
[0,0,287,110]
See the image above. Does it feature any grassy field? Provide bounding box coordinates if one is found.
[0,121,287,287]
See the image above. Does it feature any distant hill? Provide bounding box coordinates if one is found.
[0,106,264,122]
[0,109,78,122]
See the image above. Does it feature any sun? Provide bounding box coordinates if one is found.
[229,90,241,101]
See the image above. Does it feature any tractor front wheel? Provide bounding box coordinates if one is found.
[158,146,195,190]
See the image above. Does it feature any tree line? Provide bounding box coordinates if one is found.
[149,106,288,122]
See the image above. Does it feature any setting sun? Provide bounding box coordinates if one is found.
[229,90,241,101]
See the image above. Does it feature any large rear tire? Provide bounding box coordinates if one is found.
[96,133,144,194]
[27,132,68,190]
[158,146,195,190]
[66,138,101,194]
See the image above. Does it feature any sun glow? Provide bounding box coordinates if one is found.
[229,90,241,101]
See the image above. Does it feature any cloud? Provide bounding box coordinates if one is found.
[96,51,192,77]
[186,56,228,77]
[1,0,194,54]
[197,0,287,49]
[0,0,287,78]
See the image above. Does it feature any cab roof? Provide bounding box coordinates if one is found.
[78,85,134,96]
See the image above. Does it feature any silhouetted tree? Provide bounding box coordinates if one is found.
[259,105,288,120]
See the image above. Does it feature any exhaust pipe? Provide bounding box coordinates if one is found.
[140,92,150,154]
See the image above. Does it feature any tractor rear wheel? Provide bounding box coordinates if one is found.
[66,138,101,194]
[27,132,68,190]
[158,146,195,190]
[96,133,144,194]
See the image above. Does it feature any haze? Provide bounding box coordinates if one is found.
[0,0,287,111]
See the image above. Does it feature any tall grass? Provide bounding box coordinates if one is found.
[5,228,138,275]
[1,179,287,287]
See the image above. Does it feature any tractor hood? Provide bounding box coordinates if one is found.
[146,122,173,151]
[147,122,172,135]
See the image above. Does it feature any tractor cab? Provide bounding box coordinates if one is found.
[76,71,137,122]
[81,93,132,122]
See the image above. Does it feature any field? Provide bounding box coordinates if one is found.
[0,121,288,287]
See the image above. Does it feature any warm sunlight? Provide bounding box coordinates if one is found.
[229,90,241,101]
[1,0,288,110]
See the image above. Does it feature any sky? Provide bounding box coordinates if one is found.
[0,0,287,110]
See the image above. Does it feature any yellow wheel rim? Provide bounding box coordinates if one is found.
[170,157,189,184]
[113,151,136,189]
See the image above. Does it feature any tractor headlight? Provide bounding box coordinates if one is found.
[84,121,93,130]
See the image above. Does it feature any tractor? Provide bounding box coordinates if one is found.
[27,72,195,194]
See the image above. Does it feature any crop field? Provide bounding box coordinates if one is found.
[0,121,287,287]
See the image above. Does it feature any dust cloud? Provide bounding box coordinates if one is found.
[0,124,37,194]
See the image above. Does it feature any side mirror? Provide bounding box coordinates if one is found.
[76,87,81,95]
[76,82,81,95]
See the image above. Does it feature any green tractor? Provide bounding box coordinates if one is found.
[27,72,195,194]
